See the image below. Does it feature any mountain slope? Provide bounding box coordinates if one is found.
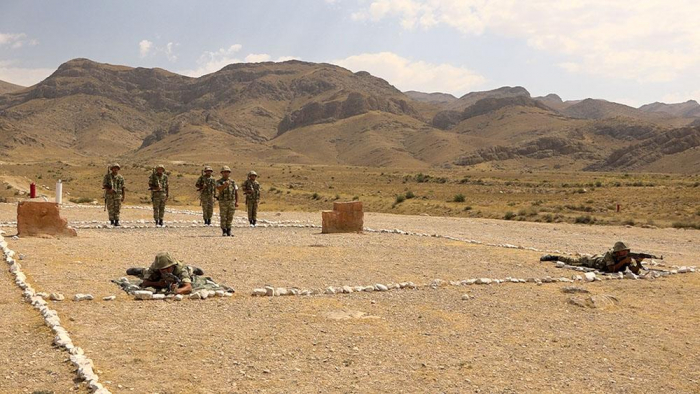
[0,80,25,95]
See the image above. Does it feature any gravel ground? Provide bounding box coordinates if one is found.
[1,203,699,393]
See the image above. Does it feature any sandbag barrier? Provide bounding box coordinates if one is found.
[0,234,111,393]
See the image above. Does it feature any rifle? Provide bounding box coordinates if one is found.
[629,252,663,261]
[162,272,182,294]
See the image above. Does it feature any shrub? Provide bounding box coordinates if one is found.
[405,191,415,199]
[311,193,320,200]
[395,194,406,204]
[352,196,359,201]
[504,211,516,220]
[595,181,603,187]
[672,221,700,229]
[622,219,635,226]
[334,194,340,200]
[453,194,466,203]
[541,213,554,223]
[574,215,596,224]
[463,206,473,211]
[69,197,95,204]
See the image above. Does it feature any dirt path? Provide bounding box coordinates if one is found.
[0,203,698,393]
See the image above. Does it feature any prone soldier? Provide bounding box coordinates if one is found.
[126,252,204,295]
[540,241,661,274]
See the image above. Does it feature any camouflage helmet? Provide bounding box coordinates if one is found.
[612,241,630,252]
[203,165,213,172]
[110,163,121,169]
[221,166,231,173]
[152,252,178,270]
[248,170,258,177]
[155,164,165,170]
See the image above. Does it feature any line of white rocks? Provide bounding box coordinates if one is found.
[0,234,110,393]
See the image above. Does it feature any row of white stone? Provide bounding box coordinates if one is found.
[0,235,110,393]
[131,289,234,300]
[248,266,700,298]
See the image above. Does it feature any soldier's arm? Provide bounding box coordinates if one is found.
[235,188,239,206]
[121,180,126,201]
[175,282,192,295]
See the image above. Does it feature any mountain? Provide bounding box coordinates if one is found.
[404,91,457,104]
[0,80,25,95]
[638,100,700,118]
[1,58,699,172]
[446,86,530,111]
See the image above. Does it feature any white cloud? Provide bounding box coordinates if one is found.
[244,53,272,63]
[333,52,485,95]
[181,45,297,77]
[164,42,178,62]
[347,0,700,83]
[139,40,153,58]
[0,60,53,86]
[0,32,38,49]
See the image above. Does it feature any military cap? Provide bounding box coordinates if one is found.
[153,252,178,270]
[221,166,231,173]
[203,165,213,172]
[155,164,165,170]
[111,163,121,169]
[248,170,258,177]
[612,241,630,252]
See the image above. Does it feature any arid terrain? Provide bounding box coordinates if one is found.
[1,201,699,393]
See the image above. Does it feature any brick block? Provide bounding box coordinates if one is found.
[322,202,363,234]
[17,201,77,237]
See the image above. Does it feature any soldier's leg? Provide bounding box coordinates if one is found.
[205,198,214,223]
[247,201,254,224]
[226,205,235,229]
[106,195,114,222]
[158,196,166,222]
[113,195,122,223]
[152,194,159,222]
[252,201,258,224]
[219,202,228,230]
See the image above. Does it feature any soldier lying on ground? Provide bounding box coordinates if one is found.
[540,241,654,274]
[126,252,204,295]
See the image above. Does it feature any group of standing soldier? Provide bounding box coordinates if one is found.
[103,164,260,236]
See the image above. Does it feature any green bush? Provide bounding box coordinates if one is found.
[463,206,472,211]
[672,221,700,229]
[504,211,516,220]
[574,215,596,224]
[69,197,95,204]
[311,193,320,200]
[352,195,359,201]
[395,194,406,204]
[453,194,466,203]
[405,191,415,199]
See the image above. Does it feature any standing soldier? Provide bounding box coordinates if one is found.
[216,166,238,236]
[103,163,126,226]
[148,164,169,227]
[196,165,216,225]
[242,170,261,227]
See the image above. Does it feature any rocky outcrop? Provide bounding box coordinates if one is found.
[586,126,700,170]
[454,137,594,166]
[432,96,553,130]
[277,92,416,135]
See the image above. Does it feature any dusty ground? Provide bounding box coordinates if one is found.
[1,202,699,393]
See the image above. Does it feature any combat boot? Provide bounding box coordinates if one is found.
[126,267,145,277]
[227,228,232,236]
[540,255,559,262]
[192,267,204,276]
[110,220,114,225]
[114,220,120,227]
[159,219,164,226]
[222,228,227,236]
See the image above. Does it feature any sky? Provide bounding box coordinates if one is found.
[1,0,699,107]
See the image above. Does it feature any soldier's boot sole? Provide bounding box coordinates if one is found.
[126,267,145,276]
[192,267,204,276]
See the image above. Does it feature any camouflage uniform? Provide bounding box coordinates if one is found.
[196,166,216,224]
[541,242,636,273]
[142,261,193,285]
[102,165,125,224]
[216,166,238,236]
[555,251,617,271]
[148,165,169,225]
[242,171,261,225]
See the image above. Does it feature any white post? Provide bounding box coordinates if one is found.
[55,180,63,205]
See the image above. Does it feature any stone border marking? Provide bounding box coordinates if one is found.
[0,234,110,393]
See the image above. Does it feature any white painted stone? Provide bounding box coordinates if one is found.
[476,278,492,285]
[556,262,566,268]
[276,288,288,296]
[325,287,336,295]
[363,286,375,292]
[624,272,638,280]
[375,284,389,291]
[252,288,267,296]
[174,294,184,301]
[36,292,49,298]
[133,290,153,300]
[461,294,472,300]
[354,286,364,292]
[49,293,65,301]
[152,294,166,300]
[342,286,354,294]
[215,290,226,297]
[264,286,275,296]
[189,292,202,300]
[584,272,596,282]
